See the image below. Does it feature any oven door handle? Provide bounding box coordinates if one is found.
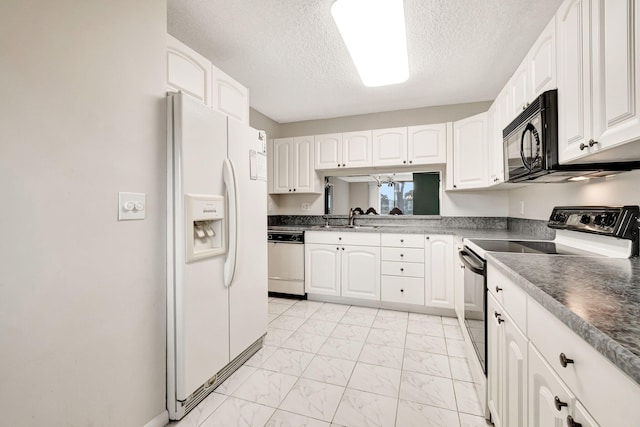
[458,249,485,275]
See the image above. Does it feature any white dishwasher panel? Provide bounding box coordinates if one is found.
[268,241,305,295]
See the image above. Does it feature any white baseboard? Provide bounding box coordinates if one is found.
[143,410,169,427]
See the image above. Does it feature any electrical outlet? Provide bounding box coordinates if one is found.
[520,200,525,215]
[301,203,310,211]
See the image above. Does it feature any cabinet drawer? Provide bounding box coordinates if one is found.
[305,231,380,246]
[528,298,640,426]
[486,264,527,332]
[381,261,424,278]
[380,233,424,248]
[381,247,424,263]
[381,276,425,305]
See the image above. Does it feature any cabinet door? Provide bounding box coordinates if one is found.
[372,127,408,166]
[305,244,341,296]
[529,16,557,98]
[407,124,447,165]
[591,0,640,159]
[272,138,292,193]
[341,246,381,300]
[342,131,372,167]
[211,64,249,124]
[293,136,316,193]
[424,235,454,309]
[573,401,600,427]
[557,0,593,164]
[167,34,212,106]
[487,294,504,427]
[528,345,574,427]
[511,59,530,115]
[453,241,465,323]
[315,133,343,169]
[503,313,528,427]
[452,112,489,189]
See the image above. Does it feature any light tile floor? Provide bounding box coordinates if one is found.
[171,298,491,427]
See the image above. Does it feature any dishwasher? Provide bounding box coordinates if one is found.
[267,229,305,296]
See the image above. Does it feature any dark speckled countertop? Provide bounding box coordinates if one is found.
[487,253,640,385]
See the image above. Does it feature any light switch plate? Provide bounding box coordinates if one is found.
[119,192,146,220]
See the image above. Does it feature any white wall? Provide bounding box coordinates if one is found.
[0,1,167,425]
[507,170,640,219]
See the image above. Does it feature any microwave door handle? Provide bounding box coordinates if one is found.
[458,250,485,275]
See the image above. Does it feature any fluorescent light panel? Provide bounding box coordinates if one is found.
[331,0,409,87]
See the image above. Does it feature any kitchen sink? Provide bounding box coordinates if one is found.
[311,225,379,230]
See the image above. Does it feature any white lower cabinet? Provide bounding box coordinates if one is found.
[304,243,341,296]
[487,293,528,427]
[529,345,574,427]
[305,232,380,300]
[341,245,380,300]
[487,263,640,427]
[424,234,454,309]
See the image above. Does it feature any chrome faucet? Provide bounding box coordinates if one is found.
[348,208,358,226]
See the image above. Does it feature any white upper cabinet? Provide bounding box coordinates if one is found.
[529,16,557,99]
[508,16,557,118]
[372,127,408,166]
[589,0,640,161]
[557,0,593,164]
[315,133,343,169]
[510,59,530,116]
[342,131,373,168]
[450,112,489,189]
[211,64,250,124]
[488,85,510,185]
[166,34,212,106]
[270,136,320,194]
[407,124,447,165]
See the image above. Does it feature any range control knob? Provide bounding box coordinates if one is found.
[580,214,591,224]
[603,213,618,227]
[594,214,603,226]
[553,212,566,223]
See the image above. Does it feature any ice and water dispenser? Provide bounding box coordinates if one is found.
[185,194,225,262]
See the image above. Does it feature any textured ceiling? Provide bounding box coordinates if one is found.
[168,0,563,123]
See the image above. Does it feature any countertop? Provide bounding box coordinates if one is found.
[269,225,549,241]
[487,253,640,385]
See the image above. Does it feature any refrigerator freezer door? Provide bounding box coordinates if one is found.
[170,93,230,401]
[227,118,268,360]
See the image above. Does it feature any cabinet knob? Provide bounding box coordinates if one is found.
[588,139,598,147]
[403,160,407,164]
[337,163,341,167]
[400,239,404,243]
[494,311,504,324]
[409,160,413,164]
[400,254,404,257]
[579,142,588,151]
[336,247,339,250]
[453,184,457,188]
[289,189,292,192]
[495,286,502,293]
[426,236,429,240]
[554,396,568,411]
[339,237,342,240]
[559,353,574,368]
[567,415,583,427]
[400,268,404,272]
[293,188,296,191]
[342,163,346,167]
[400,289,404,293]
[460,264,465,269]
[341,247,344,251]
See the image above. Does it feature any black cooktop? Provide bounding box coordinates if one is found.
[469,240,593,256]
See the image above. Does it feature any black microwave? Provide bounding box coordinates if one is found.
[503,89,640,183]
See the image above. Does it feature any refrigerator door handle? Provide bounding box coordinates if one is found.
[223,158,238,287]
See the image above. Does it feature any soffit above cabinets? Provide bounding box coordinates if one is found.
[168,0,563,123]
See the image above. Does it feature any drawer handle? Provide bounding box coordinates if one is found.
[495,286,502,293]
[494,311,504,324]
[589,139,598,147]
[554,396,568,412]
[559,353,574,368]
[567,415,583,427]
[579,142,588,151]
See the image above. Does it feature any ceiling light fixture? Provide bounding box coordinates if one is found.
[331,0,409,87]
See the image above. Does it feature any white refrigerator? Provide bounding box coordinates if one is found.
[166,92,268,420]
